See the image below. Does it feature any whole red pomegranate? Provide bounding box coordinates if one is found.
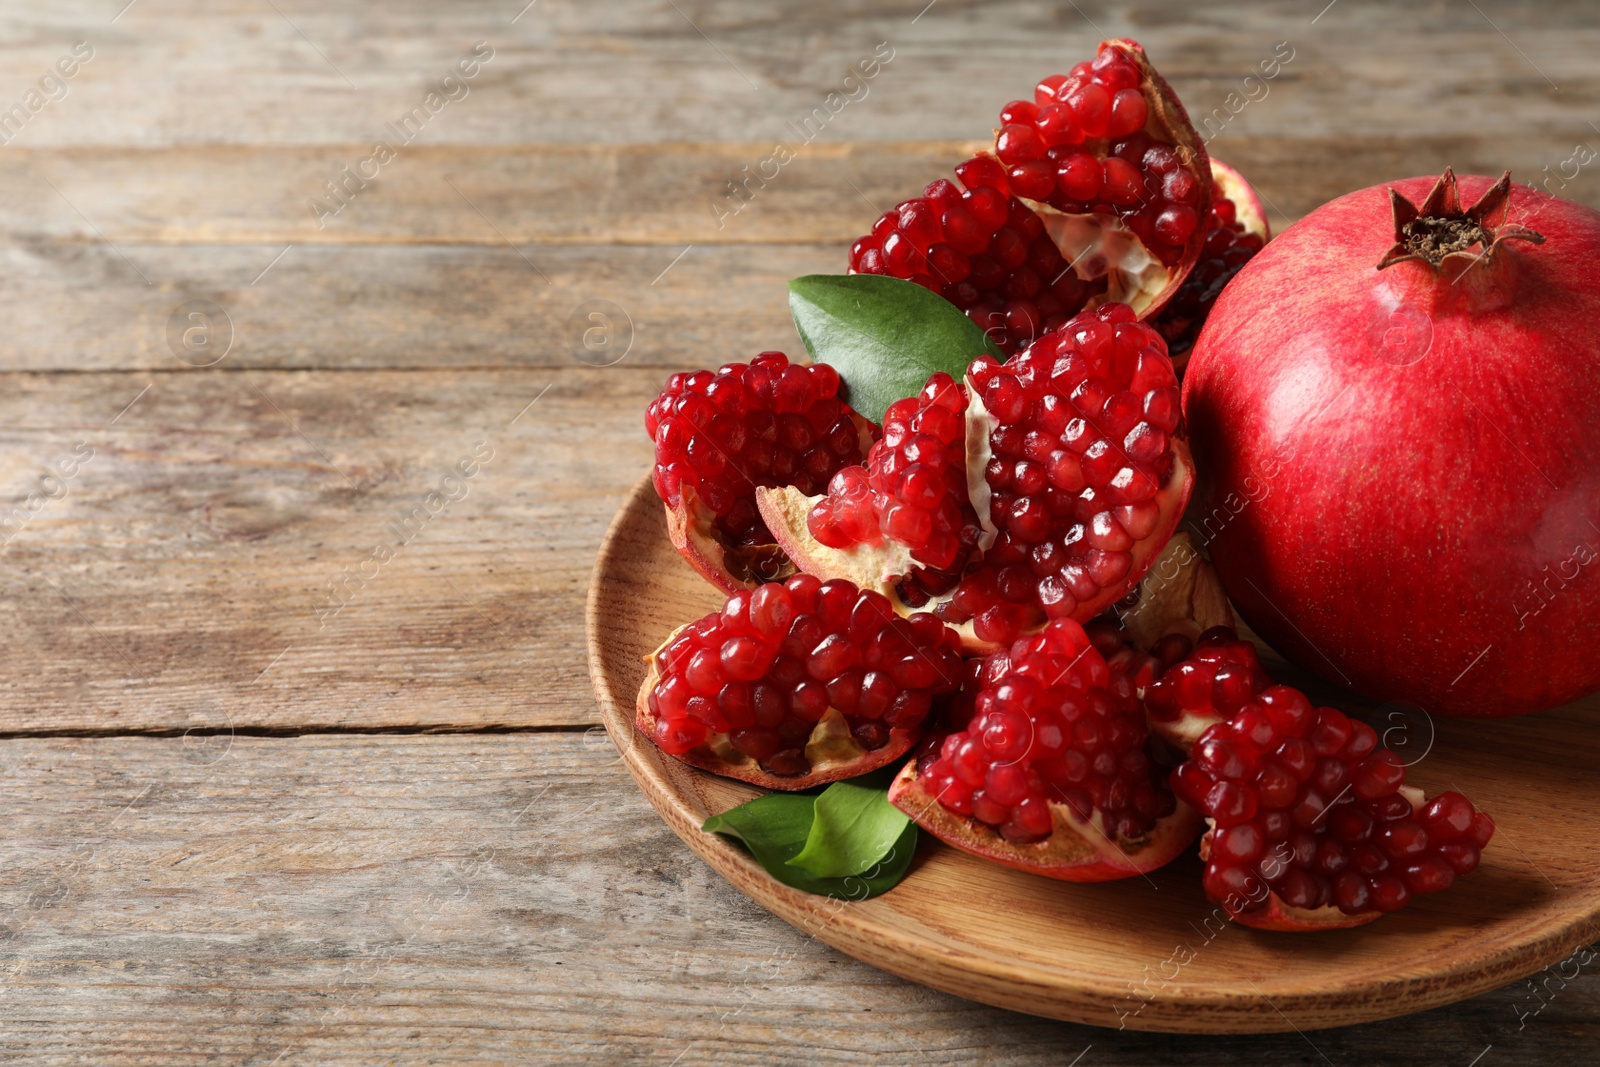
[1184,169,1600,716]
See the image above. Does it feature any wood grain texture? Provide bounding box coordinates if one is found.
[0,135,1592,375]
[0,241,833,371]
[590,475,1600,1034]
[0,730,1594,1066]
[2,136,1593,250]
[0,1,1596,146]
[0,367,661,733]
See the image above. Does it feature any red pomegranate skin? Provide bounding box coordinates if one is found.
[1183,173,1600,716]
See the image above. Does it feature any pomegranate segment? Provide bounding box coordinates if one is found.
[637,574,964,789]
[646,352,875,592]
[849,174,1102,356]
[1170,681,1495,930]
[933,304,1193,644]
[889,619,1201,881]
[1002,43,1209,269]
[806,371,982,584]
[1141,626,1271,753]
[1151,160,1270,363]
[847,39,1212,355]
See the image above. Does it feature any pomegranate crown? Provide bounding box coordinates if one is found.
[1377,168,1544,273]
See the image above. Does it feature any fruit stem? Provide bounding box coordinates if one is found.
[1376,169,1544,274]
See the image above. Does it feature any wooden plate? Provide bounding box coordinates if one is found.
[587,474,1600,1034]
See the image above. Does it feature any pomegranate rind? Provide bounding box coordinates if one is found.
[889,757,1202,882]
[1211,158,1269,242]
[1113,531,1233,651]
[756,439,1196,655]
[634,632,922,791]
[665,484,795,595]
[661,410,878,594]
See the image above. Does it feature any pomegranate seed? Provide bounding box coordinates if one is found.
[1066,83,1111,137]
[1100,157,1143,205]
[996,124,1046,165]
[999,99,1040,126]
[1152,193,1267,357]
[1106,88,1148,137]
[1154,205,1198,246]
[1034,74,1069,105]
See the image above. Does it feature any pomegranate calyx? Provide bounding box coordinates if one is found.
[1377,168,1545,273]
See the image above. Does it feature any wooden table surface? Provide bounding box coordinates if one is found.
[1,1,1596,1062]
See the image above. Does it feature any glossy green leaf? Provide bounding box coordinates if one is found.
[702,786,918,899]
[787,780,913,878]
[788,274,1005,425]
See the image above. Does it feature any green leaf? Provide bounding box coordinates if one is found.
[787,781,913,878]
[702,787,918,899]
[788,274,1005,425]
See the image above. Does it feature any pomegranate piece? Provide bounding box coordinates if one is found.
[806,371,981,581]
[848,39,1213,355]
[646,352,875,592]
[1142,626,1271,754]
[637,574,964,789]
[947,304,1186,636]
[1186,168,1600,716]
[889,619,1201,881]
[1151,159,1270,363]
[1170,678,1496,930]
[759,303,1194,654]
[851,174,1106,357]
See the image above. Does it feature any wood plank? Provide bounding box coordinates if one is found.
[0,1,1595,147]
[0,731,1592,1064]
[0,241,833,372]
[0,366,667,733]
[2,137,1595,249]
[3,135,1595,374]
